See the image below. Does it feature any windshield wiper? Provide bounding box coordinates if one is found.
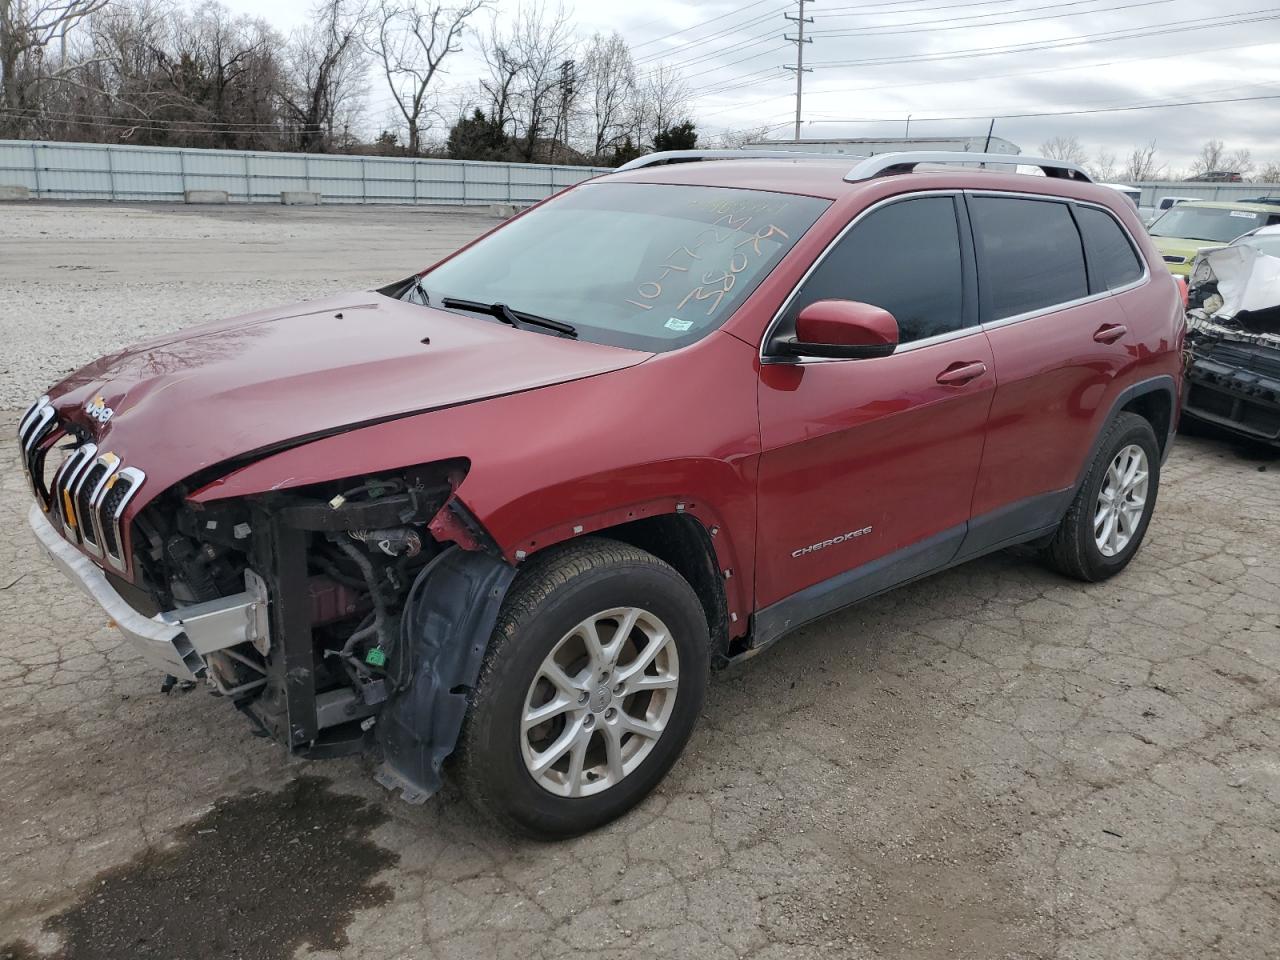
[440,297,577,337]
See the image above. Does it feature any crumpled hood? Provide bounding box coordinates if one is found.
[46,292,649,498]
[1193,243,1280,319]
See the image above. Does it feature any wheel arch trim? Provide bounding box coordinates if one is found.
[508,498,748,647]
[1075,375,1178,493]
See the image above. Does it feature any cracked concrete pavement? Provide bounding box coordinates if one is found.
[1,203,1277,959]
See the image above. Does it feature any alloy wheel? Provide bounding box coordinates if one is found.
[520,607,679,798]
[1094,443,1149,558]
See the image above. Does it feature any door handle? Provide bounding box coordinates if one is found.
[936,361,988,386]
[1093,323,1128,344]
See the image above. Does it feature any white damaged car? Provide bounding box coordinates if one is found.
[1184,225,1280,447]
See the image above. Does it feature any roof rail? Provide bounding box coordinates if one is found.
[843,151,1093,183]
[616,149,848,172]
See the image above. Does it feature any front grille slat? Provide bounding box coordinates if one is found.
[74,461,111,553]
[20,395,145,574]
[100,467,145,570]
[17,395,49,442]
[19,403,57,502]
[53,443,97,541]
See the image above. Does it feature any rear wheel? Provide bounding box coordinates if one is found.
[1043,411,1161,582]
[457,538,709,838]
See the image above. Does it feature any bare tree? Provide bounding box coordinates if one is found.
[1039,135,1087,165]
[508,2,576,162]
[478,14,522,137]
[160,3,281,148]
[631,61,689,148]
[369,0,485,155]
[1123,140,1162,181]
[1189,138,1226,178]
[1088,148,1119,182]
[1227,147,1253,179]
[280,0,369,152]
[1259,160,1280,183]
[0,0,111,135]
[712,123,778,150]
[582,30,632,159]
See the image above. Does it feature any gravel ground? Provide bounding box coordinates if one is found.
[0,202,493,408]
[1,203,1278,960]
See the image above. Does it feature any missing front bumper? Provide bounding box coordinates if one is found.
[28,503,269,680]
[1185,343,1280,445]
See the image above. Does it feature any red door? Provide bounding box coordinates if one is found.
[755,337,995,611]
[965,195,1142,527]
[750,193,995,630]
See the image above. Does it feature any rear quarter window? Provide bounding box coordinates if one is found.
[1075,205,1144,291]
[969,196,1089,321]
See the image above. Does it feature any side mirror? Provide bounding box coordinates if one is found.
[777,299,899,360]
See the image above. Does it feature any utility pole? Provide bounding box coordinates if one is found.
[783,0,813,142]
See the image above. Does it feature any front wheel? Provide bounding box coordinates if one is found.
[457,538,709,838]
[1042,411,1161,582]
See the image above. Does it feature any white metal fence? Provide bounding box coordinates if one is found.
[4,140,1277,208]
[0,139,613,204]
[1129,181,1280,206]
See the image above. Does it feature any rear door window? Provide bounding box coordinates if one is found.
[969,196,1089,321]
[1075,205,1144,292]
[779,195,969,345]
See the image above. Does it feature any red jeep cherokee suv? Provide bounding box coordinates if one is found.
[20,151,1184,837]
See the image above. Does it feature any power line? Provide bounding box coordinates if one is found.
[675,43,796,82]
[820,0,1019,12]
[634,0,1034,76]
[0,107,305,130]
[635,23,785,74]
[791,37,1280,102]
[630,0,779,50]
[802,91,1280,124]
[0,112,304,137]
[698,65,795,99]
[807,8,1280,67]
[805,76,1280,121]
[632,7,785,65]
[810,0,1176,37]
[688,29,1280,122]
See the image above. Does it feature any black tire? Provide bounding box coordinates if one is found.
[1043,411,1161,582]
[456,537,709,838]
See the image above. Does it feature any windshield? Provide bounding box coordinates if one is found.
[1243,234,1280,258]
[421,182,830,352]
[1149,205,1264,243]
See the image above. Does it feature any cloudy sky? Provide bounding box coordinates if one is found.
[221,0,1280,172]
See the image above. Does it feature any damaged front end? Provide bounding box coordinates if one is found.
[1184,244,1280,446]
[21,412,515,801]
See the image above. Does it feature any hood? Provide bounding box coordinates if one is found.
[1152,235,1211,274]
[45,292,649,499]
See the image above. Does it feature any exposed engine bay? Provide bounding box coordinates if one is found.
[126,460,513,801]
[1184,244,1280,446]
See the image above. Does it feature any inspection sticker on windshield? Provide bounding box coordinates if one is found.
[665,317,693,332]
[1230,210,1259,218]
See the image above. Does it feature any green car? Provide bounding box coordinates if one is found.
[1149,200,1280,275]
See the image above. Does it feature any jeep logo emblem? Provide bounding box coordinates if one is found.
[84,395,114,424]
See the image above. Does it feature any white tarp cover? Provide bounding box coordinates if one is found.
[1198,244,1280,318]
